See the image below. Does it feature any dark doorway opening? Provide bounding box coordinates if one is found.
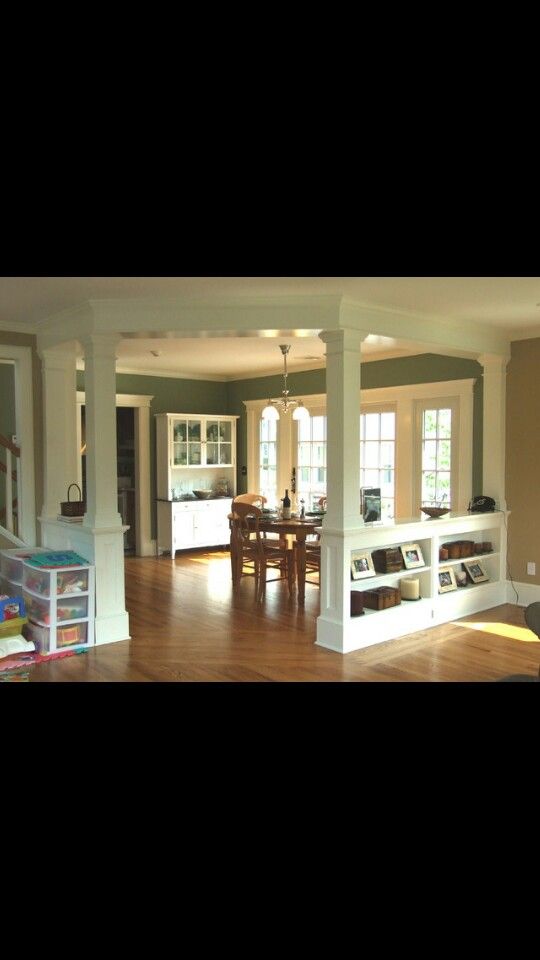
[81,406,136,554]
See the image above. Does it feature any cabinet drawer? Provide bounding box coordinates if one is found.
[23,590,88,625]
[24,619,89,653]
[22,564,89,597]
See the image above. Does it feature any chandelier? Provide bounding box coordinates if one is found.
[261,344,310,421]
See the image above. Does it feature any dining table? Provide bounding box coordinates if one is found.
[230,513,322,604]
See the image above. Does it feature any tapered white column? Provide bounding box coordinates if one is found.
[79,333,129,645]
[320,329,368,528]
[81,334,122,529]
[39,344,79,519]
[316,328,368,653]
[479,353,509,511]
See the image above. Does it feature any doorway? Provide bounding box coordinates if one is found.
[116,407,136,554]
[80,406,136,554]
[77,391,154,557]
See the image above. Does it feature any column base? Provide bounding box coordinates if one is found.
[95,612,131,645]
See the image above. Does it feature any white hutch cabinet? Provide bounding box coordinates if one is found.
[155,413,238,556]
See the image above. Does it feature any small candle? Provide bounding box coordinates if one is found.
[400,578,420,600]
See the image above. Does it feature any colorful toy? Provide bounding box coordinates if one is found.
[0,595,26,621]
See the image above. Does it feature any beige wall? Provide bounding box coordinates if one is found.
[0,332,43,538]
[506,338,540,585]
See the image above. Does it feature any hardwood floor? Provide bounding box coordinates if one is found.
[27,549,540,682]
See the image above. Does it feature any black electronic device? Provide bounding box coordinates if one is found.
[469,495,496,513]
[361,486,381,522]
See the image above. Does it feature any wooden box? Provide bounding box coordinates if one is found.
[371,548,403,573]
[362,586,401,610]
[443,540,475,559]
[350,591,364,617]
[443,541,462,560]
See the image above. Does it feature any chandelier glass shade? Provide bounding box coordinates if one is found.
[261,345,310,421]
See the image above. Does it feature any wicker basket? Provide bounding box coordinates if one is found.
[60,483,85,517]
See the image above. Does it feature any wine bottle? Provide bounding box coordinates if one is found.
[282,489,291,520]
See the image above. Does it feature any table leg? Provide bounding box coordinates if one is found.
[296,536,307,604]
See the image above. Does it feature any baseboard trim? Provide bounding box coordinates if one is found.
[506,580,540,607]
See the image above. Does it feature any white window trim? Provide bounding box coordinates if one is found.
[244,379,475,516]
[0,346,36,544]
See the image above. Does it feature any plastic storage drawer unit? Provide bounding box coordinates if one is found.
[0,547,48,585]
[24,619,88,653]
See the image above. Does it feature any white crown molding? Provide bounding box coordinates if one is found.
[76,360,230,382]
[340,297,511,358]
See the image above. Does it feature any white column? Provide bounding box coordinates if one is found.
[81,334,122,529]
[320,329,368,527]
[395,398,414,518]
[134,405,154,556]
[39,344,79,520]
[479,353,509,511]
[316,328,368,653]
[79,333,129,645]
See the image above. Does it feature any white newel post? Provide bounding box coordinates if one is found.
[79,333,130,645]
[479,353,509,512]
[39,344,79,520]
[316,328,368,653]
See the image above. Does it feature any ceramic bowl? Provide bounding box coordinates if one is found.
[193,489,213,499]
[421,506,450,519]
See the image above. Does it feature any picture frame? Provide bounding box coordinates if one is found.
[463,559,489,584]
[400,542,425,570]
[350,550,376,581]
[361,487,381,523]
[438,566,457,593]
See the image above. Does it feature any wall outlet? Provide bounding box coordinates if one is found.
[527,561,536,576]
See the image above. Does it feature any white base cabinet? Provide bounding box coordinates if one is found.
[316,511,507,654]
[157,499,233,555]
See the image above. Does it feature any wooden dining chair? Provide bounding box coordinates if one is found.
[294,535,321,587]
[230,502,295,602]
[233,493,267,508]
[229,494,267,581]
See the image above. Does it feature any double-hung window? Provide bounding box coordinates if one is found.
[296,413,327,509]
[415,398,458,510]
[360,406,396,520]
[259,418,277,505]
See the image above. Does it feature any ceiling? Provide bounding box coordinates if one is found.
[1,276,539,379]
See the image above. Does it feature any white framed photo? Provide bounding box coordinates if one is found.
[438,566,457,593]
[400,542,425,570]
[463,559,489,584]
[350,550,376,581]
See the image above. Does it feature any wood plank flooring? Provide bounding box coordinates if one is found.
[26,549,540,682]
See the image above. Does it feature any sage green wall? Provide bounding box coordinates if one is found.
[0,362,15,439]
[77,371,229,538]
[226,354,483,497]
